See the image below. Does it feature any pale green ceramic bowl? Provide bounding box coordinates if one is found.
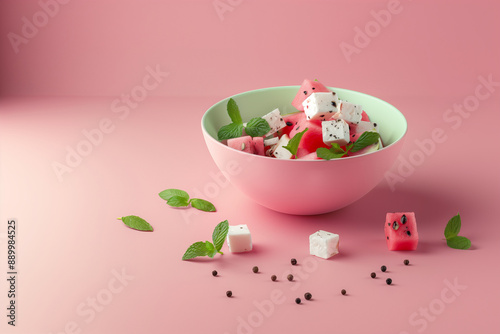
[202,86,407,215]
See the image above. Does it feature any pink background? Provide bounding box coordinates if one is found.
[1,1,499,334]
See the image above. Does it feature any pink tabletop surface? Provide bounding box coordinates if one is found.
[1,1,499,334]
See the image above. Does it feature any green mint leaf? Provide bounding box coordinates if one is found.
[118,215,153,231]
[330,143,346,154]
[283,128,308,157]
[212,220,229,252]
[351,131,380,153]
[227,98,243,125]
[444,213,461,239]
[218,123,244,141]
[316,147,347,160]
[167,196,190,207]
[190,198,216,212]
[205,241,218,258]
[159,189,189,201]
[182,241,209,260]
[446,236,471,250]
[245,117,271,137]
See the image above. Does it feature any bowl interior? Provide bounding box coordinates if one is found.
[202,86,406,151]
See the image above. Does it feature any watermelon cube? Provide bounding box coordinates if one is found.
[291,79,331,111]
[361,110,370,121]
[289,119,330,158]
[384,212,418,251]
[277,112,306,137]
[252,137,265,156]
[227,136,255,154]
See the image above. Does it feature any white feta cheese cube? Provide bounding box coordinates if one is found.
[263,136,279,147]
[354,120,378,134]
[262,108,286,137]
[302,92,340,121]
[309,230,339,259]
[227,224,252,253]
[270,134,293,159]
[337,101,362,125]
[322,119,350,146]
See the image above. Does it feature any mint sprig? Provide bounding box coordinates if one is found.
[159,188,216,212]
[218,98,271,140]
[245,117,271,137]
[227,98,243,124]
[283,128,308,157]
[444,213,471,249]
[218,123,244,141]
[351,131,380,153]
[182,220,229,260]
[316,131,380,160]
[117,215,153,231]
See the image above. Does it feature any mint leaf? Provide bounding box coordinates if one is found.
[245,117,271,137]
[351,131,380,153]
[167,196,189,207]
[191,198,216,212]
[205,241,218,258]
[182,241,208,260]
[444,213,461,239]
[212,220,229,252]
[316,147,347,160]
[118,215,153,231]
[283,128,308,157]
[446,236,471,250]
[227,98,243,125]
[159,189,189,201]
[218,123,244,141]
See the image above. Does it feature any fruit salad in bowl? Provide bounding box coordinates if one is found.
[201,79,407,215]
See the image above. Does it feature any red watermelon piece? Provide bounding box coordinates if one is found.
[252,137,265,156]
[361,110,370,121]
[289,119,329,158]
[227,136,255,154]
[292,79,330,111]
[384,212,418,251]
[277,112,306,137]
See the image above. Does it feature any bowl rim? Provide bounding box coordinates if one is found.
[201,85,407,161]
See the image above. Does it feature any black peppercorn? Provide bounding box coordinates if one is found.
[295,298,301,304]
[381,265,387,272]
[291,258,297,265]
[404,259,410,266]
[226,290,232,297]
[341,289,347,295]
[370,272,376,278]
[304,292,312,300]
[212,270,218,277]
[271,275,277,281]
[386,278,392,285]
[287,274,294,281]
[252,266,259,273]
